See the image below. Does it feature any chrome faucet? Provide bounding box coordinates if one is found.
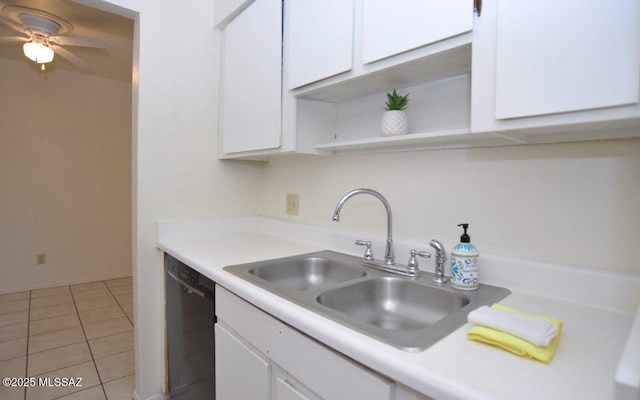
[429,239,448,284]
[332,188,395,265]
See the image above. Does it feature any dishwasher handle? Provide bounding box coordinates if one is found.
[166,270,205,298]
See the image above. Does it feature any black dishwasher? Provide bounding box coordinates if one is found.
[165,254,215,399]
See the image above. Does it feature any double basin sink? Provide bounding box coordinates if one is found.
[224,250,510,352]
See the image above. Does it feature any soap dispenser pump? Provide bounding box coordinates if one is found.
[450,223,480,291]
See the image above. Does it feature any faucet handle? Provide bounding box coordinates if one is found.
[430,240,448,284]
[355,240,374,261]
[407,249,431,274]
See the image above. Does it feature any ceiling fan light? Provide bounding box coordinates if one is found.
[23,42,54,64]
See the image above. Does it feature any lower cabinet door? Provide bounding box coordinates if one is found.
[275,377,313,400]
[217,286,395,400]
[215,323,271,400]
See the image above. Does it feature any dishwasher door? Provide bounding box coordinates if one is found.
[165,254,215,399]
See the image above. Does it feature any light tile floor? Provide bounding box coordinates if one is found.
[0,278,134,400]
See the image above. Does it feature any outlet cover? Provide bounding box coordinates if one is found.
[286,193,299,216]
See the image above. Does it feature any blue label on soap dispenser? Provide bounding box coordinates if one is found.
[453,243,477,252]
[450,243,479,291]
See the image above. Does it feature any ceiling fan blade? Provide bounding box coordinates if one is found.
[0,36,28,44]
[50,44,91,70]
[0,15,25,34]
[51,35,107,49]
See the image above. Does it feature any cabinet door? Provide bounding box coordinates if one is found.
[213,0,253,27]
[217,286,394,400]
[275,378,313,400]
[215,323,271,400]
[220,0,282,154]
[362,0,473,64]
[285,0,354,89]
[495,0,640,119]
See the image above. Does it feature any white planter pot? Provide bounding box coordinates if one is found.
[381,110,409,137]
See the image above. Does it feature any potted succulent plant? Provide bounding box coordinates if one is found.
[381,89,410,137]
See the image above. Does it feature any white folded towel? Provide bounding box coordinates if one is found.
[467,305,559,346]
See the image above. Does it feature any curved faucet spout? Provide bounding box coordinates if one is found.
[332,188,394,265]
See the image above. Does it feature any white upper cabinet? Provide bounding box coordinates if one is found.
[284,0,478,156]
[495,0,640,119]
[217,0,640,159]
[286,0,354,89]
[362,0,473,64]
[219,0,282,155]
[472,0,640,142]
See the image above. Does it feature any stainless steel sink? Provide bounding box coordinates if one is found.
[227,252,367,291]
[317,277,469,330]
[247,256,366,291]
[224,250,510,352]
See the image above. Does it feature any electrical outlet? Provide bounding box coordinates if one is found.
[286,193,299,216]
[36,253,46,265]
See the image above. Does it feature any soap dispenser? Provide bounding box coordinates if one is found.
[450,223,479,291]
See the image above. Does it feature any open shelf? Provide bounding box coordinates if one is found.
[313,128,515,154]
[294,71,506,154]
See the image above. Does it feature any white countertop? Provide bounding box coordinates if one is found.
[157,217,640,400]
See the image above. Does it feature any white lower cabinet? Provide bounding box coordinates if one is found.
[275,377,314,400]
[213,0,253,28]
[215,323,271,400]
[215,286,431,400]
[216,321,322,400]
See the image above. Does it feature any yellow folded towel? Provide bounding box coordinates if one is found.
[467,303,563,363]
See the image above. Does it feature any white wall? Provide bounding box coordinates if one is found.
[259,138,640,276]
[0,57,132,294]
[76,1,264,399]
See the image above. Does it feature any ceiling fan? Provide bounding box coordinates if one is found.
[0,5,106,71]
